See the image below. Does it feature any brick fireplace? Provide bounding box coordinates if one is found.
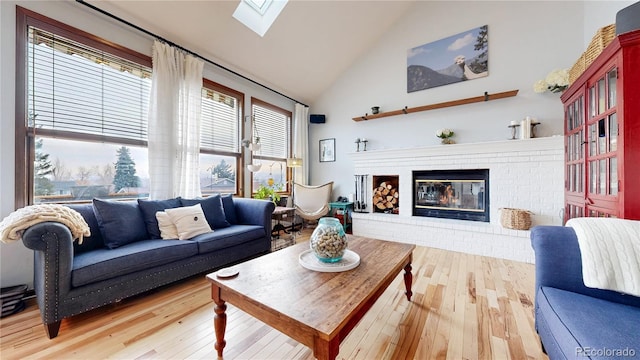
[349,137,564,263]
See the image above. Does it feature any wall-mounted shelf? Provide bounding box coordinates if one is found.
[352,89,519,122]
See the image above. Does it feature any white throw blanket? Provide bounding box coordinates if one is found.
[566,217,640,297]
[0,204,90,244]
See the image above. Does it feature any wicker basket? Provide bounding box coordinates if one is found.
[568,53,586,85]
[499,208,533,230]
[569,24,616,84]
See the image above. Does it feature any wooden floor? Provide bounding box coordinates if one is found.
[1,229,547,359]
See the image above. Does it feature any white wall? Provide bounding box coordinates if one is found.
[583,1,635,48]
[0,0,293,288]
[307,1,630,203]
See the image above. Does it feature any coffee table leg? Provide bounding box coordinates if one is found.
[212,285,227,358]
[313,336,340,360]
[403,262,413,301]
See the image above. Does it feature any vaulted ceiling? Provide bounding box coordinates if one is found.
[85,1,415,105]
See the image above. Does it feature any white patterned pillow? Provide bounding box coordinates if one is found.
[164,204,213,240]
[155,211,179,239]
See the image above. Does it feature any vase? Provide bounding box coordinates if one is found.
[441,138,455,145]
[310,217,347,263]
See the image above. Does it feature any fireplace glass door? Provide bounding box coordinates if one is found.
[413,169,489,222]
[416,180,485,211]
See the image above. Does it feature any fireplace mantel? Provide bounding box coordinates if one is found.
[350,136,563,162]
[349,136,564,263]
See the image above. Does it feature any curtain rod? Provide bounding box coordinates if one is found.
[75,0,308,107]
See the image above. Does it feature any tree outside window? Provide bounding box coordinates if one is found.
[113,146,140,193]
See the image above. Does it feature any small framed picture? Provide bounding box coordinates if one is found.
[319,138,335,162]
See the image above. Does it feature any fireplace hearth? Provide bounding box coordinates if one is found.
[413,169,489,222]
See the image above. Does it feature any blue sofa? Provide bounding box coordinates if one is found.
[21,195,274,339]
[531,226,640,359]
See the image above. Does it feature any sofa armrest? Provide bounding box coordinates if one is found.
[530,226,586,294]
[233,198,275,232]
[531,225,640,307]
[21,222,75,327]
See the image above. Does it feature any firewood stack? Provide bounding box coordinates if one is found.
[373,181,399,212]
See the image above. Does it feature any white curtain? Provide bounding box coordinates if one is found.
[148,41,204,199]
[293,103,309,185]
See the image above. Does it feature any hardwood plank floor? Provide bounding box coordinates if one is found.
[1,230,547,359]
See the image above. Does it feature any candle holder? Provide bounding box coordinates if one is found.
[530,122,540,138]
[508,124,520,140]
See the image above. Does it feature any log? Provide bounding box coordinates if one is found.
[373,179,399,212]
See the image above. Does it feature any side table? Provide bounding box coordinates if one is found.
[271,207,296,251]
[328,201,353,234]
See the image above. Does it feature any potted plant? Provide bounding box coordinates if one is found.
[253,183,282,205]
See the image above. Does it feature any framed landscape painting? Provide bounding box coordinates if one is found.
[407,25,488,93]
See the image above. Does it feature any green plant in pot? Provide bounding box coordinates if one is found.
[254,183,282,205]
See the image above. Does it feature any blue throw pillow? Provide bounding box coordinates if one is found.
[92,199,148,249]
[180,195,230,229]
[137,197,182,239]
[221,194,237,225]
[67,203,105,254]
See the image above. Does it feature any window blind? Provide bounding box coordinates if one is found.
[27,27,152,141]
[252,103,289,159]
[201,88,240,153]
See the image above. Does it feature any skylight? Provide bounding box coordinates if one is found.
[245,0,271,15]
[233,0,288,37]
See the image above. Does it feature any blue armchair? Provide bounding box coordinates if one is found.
[530,226,640,359]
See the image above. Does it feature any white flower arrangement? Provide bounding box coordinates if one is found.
[534,69,569,93]
[436,128,454,139]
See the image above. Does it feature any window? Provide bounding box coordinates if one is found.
[245,0,272,15]
[232,0,288,37]
[250,98,292,194]
[199,80,243,196]
[16,8,250,206]
[17,7,152,206]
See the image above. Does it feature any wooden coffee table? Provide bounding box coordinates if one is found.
[206,236,415,360]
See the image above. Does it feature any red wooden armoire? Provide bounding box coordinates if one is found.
[561,29,640,221]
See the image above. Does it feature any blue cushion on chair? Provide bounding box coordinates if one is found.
[92,199,148,249]
[536,286,640,359]
[137,197,182,239]
[180,195,230,229]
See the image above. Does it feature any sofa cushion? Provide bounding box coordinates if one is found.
[67,204,105,254]
[92,199,148,249]
[221,194,237,225]
[137,197,182,239]
[191,225,265,254]
[181,195,230,229]
[156,211,179,239]
[165,204,213,240]
[536,286,640,358]
[71,239,198,287]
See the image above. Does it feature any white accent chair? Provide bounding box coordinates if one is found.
[293,182,333,227]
